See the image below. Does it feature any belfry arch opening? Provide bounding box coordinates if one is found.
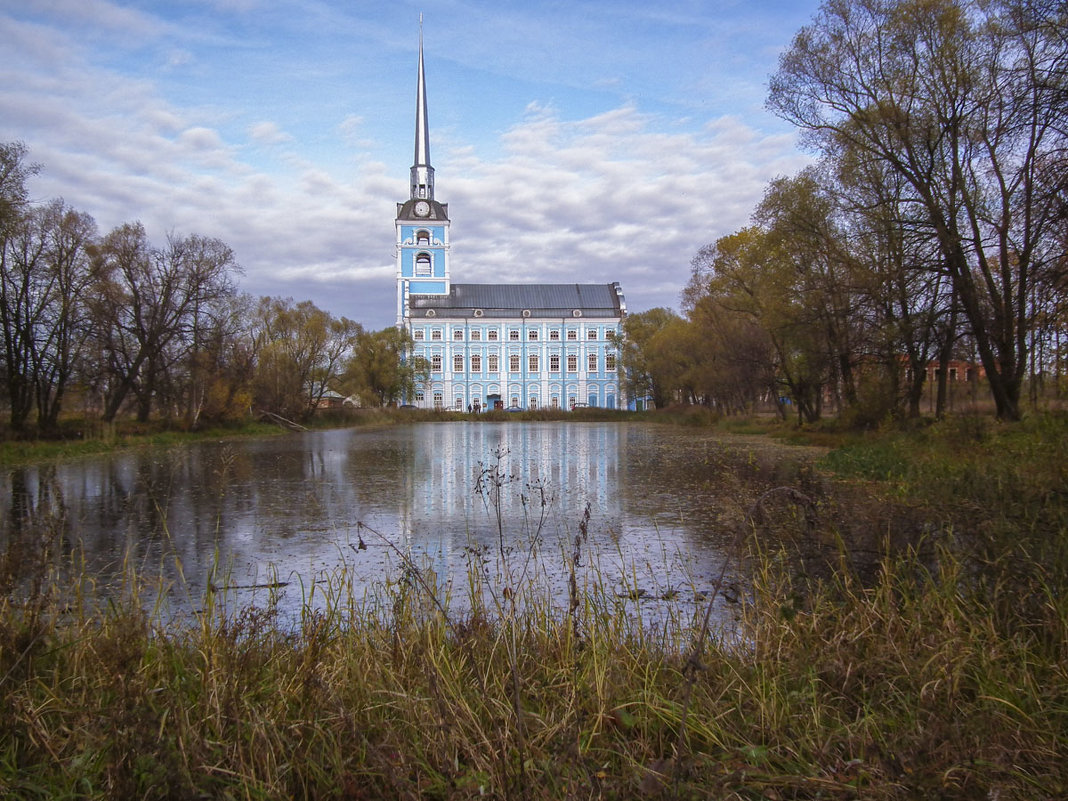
[416,252,432,276]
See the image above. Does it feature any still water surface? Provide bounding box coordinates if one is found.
[3,423,791,625]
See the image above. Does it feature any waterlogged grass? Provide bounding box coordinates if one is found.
[818,415,1068,553]
[819,414,1066,487]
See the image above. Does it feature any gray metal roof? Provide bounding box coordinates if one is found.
[396,198,449,221]
[409,283,625,319]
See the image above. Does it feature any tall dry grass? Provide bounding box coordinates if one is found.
[2,418,1067,799]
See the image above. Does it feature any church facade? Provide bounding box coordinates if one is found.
[396,33,628,412]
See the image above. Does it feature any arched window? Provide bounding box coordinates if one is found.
[416,252,432,276]
[416,229,431,246]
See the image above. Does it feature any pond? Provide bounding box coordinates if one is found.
[1,422,822,629]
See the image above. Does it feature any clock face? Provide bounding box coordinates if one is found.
[414,200,430,217]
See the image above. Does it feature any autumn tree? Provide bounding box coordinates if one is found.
[610,308,683,409]
[248,297,362,421]
[345,326,429,407]
[769,0,1068,419]
[148,234,243,427]
[754,169,865,412]
[186,293,257,426]
[833,149,953,418]
[690,227,833,423]
[1,200,99,434]
[686,293,778,414]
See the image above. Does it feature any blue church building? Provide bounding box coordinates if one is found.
[396,32,628,412]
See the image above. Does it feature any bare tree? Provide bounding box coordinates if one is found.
[34,201,99,431]
[90,224,240,422]
[769,0,1068,419]
[0,142,41,430]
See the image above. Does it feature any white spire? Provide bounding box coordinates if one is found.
[411,15,434,201]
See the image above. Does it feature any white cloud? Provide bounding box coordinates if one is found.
[438,106,808,318]
[0,1,818,329]
[249,121,293,144]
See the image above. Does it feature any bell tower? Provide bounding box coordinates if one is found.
[396,19,450,326]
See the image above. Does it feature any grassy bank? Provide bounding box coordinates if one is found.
[2,415,1067,799]
[2,546,1065,799]
[0,420,285,468]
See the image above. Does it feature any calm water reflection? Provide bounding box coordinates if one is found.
[3,423,766,624]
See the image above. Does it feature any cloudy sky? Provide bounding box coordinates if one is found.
[2,0,819,330]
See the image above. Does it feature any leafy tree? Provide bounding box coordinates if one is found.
[692,227,832,423]
[610,308,682,409]
[248,297,362,421]
[345,326,428,407]
[754,170,864,411]
[641,315,704,405]
[687,294,777,414]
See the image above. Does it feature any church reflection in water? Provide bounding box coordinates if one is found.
[1,423,736,626]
